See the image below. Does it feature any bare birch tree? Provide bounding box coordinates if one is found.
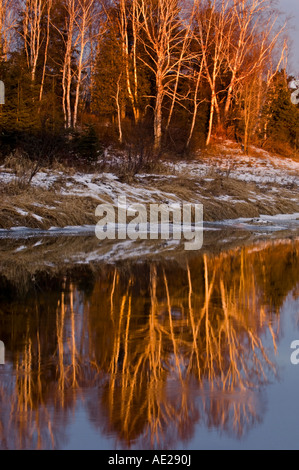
[186,52,204,148]
[22,0,45,82]
[73,0,101,128]
[114,72,123,143]
[193,0,231,146]
[223,0,287,120]
[165,3,197,133]
[137,0,190,152]
[0,0,18,59]
[118,0,140,123]
[61,0,78,128]
[61,0,105,128]
[39,0,52,101]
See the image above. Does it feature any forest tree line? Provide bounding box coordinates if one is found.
[0,0,298,163]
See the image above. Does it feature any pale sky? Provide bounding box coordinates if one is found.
[278,0,299,75]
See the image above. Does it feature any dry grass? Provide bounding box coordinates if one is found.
[0,138,299,230]
[0,186,97,230]
[145,172,299,222]
[0,171,298,230]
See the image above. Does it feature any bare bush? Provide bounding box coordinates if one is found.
[4,150,42,189]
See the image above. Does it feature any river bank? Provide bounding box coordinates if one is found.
[0,141,298,232]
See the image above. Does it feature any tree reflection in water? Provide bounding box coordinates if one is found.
[0,239,298,449]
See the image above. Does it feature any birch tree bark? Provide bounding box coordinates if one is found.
[62,0,105,128]
[137,0,191,152]
[22,0,45,82]
[0,0,17,60]
[39,0,52,101]
[73,0,97,128]
[118,0,140,123]
[186,57,204,148]
[223,0,286,120]
[193,0,230,146]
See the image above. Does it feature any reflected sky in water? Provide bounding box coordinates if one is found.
[0,238,299,450]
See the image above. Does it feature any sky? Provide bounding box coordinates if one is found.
[278,0,299,75]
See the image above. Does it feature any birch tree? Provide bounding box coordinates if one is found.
[39,0,52,101]
[61,0,77,128]
[73,0,102,128]
[165,3,196,133]
[22,0,45,82]
[223,0,287,120]
[118,0,140,123]
[193,0,231,146]
[137,0,189,152]
[0,0,18,59]
[61,0,105,128]
[185,50,205,148]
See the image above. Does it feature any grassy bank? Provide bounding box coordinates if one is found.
[0,142,298,231]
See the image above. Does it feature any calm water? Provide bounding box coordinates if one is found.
[0,237,299,450]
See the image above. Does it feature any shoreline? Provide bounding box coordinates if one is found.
[0,142,298,233]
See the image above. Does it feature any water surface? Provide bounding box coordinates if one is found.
[0,236,299,450]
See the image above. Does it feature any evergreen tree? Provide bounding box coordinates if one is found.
[262,70,299,151]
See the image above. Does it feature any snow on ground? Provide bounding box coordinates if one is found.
[167,144,299,188]
[15,208,29,216]
[38,145,299,197]
[1,143,298,200]
[0,142,298,235]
